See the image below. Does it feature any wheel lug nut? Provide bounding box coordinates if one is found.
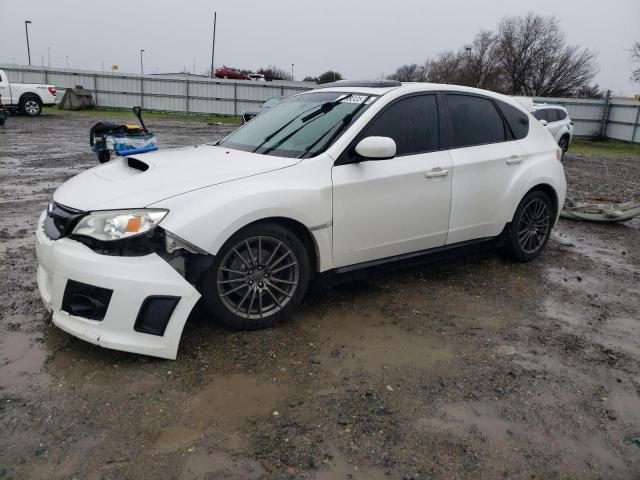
[258,282,264,288]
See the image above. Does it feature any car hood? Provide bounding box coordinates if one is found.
[53,145,300,211]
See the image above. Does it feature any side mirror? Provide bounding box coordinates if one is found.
[354,136,396,161]
[539,119,548,127]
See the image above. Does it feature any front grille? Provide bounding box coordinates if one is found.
[43,202,85,240]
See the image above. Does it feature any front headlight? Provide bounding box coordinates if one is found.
[72,209,168,241]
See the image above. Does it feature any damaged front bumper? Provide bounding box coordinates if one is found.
[35,211,201,359]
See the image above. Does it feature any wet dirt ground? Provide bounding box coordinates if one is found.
[1,112,639,479]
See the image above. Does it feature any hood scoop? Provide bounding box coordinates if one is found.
[127,157,149,171]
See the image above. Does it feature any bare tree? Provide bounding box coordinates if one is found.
[426,52,465,84]
[632,42,640,83]
[388,13,598,97]
[496,13,597,96]
[465,31,502,89]
[388,63,428,82]
[573,83,606,99]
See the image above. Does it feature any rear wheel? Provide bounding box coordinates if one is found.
[20,95,42,116]
[503,190,554,262]
[201,223,311,330]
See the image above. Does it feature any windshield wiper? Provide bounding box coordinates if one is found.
[253,94,353,154]
[300,94,353,122]
[299,95,372,159]
[252,98,353,153]
[259,95,355,156]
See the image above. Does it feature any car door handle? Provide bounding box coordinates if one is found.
[425,168,449,178]
[506,155,523,165]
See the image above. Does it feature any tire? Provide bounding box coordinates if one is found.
[558,135,569,158]
[503,190,554,262]
[200,223,311,330]
[20,95,42,116]
[98,151,111,163]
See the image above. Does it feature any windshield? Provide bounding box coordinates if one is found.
[219,91,378,158]
[262,96,285,108]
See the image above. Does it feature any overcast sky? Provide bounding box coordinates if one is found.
[1,0,638,95]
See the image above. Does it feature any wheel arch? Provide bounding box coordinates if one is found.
[19,91,43,104]
[519,183,560,220]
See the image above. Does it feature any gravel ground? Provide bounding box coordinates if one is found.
[1,112,639,480]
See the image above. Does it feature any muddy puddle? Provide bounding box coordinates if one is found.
[300,303,454,377]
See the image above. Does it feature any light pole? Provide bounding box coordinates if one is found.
[66,56,69,69]
[140,49,145,75]
[47,46,51,67]
[210,12,217,78]
[291,63,294,81]
[464,46,474,87]
[24,20,32,65]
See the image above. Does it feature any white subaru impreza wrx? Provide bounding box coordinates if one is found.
[35,80,566,359]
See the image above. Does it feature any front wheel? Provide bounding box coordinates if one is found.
[200,223,311,330]
[503,190,554,262]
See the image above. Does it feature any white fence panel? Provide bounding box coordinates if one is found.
[2,65,638,142]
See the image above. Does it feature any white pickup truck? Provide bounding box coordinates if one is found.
[0,69,57,116]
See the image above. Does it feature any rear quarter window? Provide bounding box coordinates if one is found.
[496,100,530,140]
[548,109,560,122]
[556,109,567,120]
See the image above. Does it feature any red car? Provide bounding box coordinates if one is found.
[214,67,250,80]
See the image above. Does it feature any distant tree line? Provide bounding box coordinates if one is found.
[388,13,602,98]
[303,71,343,84]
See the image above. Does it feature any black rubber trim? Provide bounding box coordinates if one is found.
[134,296,180,336]
[335,237,496,274]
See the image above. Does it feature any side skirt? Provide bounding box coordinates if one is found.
[312,233,507,290]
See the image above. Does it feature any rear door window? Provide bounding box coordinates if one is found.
[446,94,506,148]
[361,94,439,156]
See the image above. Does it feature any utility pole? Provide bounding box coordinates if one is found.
[140,49,145,75]
[47,47,51,67]
[210,12,217,78]
[25,20,32,65]
[66,56,69,69]
[291,63,294,81]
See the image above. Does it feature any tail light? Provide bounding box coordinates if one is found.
[48,87,56,96]
[555,147,562,161]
